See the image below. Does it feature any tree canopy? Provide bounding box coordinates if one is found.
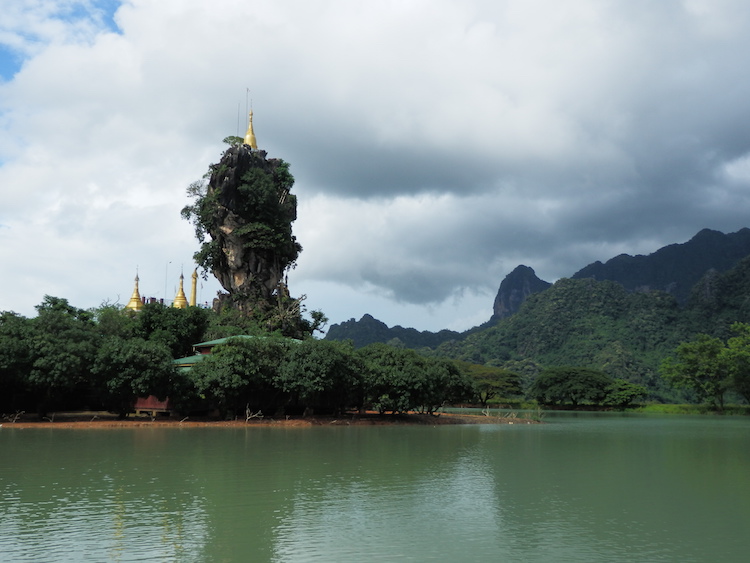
[660,322,750,409]
[529,366,614,407]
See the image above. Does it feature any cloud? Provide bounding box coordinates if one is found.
[2,0,750,332]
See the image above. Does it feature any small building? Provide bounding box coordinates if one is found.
[133,395,173,417]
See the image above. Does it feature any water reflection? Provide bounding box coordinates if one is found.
[1,416,750,562]
[272,432,502,562]
[0,429,209,562]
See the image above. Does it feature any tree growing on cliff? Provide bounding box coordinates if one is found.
[181,141,314,336]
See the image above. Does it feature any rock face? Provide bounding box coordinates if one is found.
[491,265,551,320]
[199,144,300,314]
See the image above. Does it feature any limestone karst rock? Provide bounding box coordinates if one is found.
[183,143,301,317]
[492,265,551,320]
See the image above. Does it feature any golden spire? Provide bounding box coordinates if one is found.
[173,273,188,309]
[190,268,198,307]
[243,110,258,149]
[125,272,144,312]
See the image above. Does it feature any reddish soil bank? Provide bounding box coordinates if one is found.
[2,411,540,429]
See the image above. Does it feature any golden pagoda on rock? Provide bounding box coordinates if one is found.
[244,110,258,149]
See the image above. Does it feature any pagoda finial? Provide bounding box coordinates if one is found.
[190,268,198,307]
[243,110,258,149]
[125,271,144,312]
[173,272,188,309]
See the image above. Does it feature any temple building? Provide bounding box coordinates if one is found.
[124,269,200,312]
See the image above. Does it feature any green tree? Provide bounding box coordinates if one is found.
[92,304,138,339]
[91,338,176,417]
[720,322,750,404]
[602,379,648,408]
[455,361,521,406]
[661,334,730,409]
[357,344,473,415]
[188,336,290,417]
[0,311,33,412]
[27,296,100,415]
[276,339,363,414]
[530,366,613,407]
[358,344,424,414]
[416,359,475,414]
[134,302,210,358]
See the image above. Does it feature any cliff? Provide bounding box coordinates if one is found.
[491,265,551,320]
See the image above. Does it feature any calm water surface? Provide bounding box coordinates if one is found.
[1,413,749,562]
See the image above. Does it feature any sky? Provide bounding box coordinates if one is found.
[2,0,750,333]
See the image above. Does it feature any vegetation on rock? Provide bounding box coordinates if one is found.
[181,141,323,338]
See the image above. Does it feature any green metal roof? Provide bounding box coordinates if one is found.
[193,335,257,348]
[173,354,205,366]
[174,335,302,371]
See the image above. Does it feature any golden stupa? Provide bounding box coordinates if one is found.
[172,273,188,309]
[124,267,199,311]
[125,273,144,312]
[244,110,258,149]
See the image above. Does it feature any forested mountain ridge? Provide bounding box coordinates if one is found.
[428,255,750,397]
[324,313,463,349]
[326,229,750,398]
[429,278,685,397]
[327,227,750,346]
[571,228,750,304]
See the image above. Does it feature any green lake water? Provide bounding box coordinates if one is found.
[1,412,749,562]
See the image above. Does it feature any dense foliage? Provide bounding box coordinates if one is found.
[453,361,522,406]
[660,322,750,410]
[0,297,479,418]
[529,367,646,408]
[181,151,300,288]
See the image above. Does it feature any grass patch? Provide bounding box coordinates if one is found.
[634,403,750,415]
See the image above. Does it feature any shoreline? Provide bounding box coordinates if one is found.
[1,411,540,429]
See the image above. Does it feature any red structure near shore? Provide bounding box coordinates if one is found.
[133,395,172,416]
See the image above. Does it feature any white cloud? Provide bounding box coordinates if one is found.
[2,0,750,331]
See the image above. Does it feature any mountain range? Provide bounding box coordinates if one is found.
[325,227,750,397]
